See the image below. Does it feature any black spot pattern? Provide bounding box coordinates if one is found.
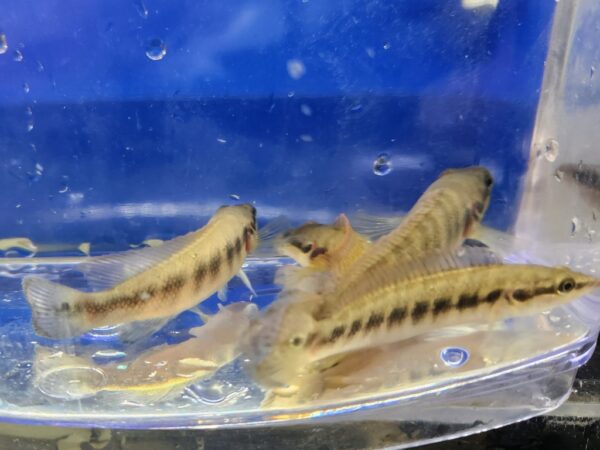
[457,293,478,310]
[411,301,429,323]
[387,307,407,327]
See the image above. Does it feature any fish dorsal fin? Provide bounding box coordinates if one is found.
[254,215,292,256]
[77,231,198,291]
[350,211,405,241]
[382,246,502,283]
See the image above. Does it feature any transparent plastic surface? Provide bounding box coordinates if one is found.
[0,0,598,446]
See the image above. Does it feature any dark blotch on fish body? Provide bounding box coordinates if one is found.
[512,289,533,302]
[329,325,346,343]
[226,242,235,267]
[235,236,243,254]
[457,293,478,310]
[194,263,207,287]
[433,298,452,317]
[411,301,429,323]
[485,289,502,304]
[387,306,407,327]
[534,286,555,296]
[209,253,221,277]
[348,320,362,337]
[365,312,384,331]
[310,247,327,259]
[162,275,186,297]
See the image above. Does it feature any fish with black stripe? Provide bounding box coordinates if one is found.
[246,247,598,387]
[24,204,261,339]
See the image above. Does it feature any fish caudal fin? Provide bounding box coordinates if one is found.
[22,276,87,339]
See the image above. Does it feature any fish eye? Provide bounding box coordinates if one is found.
[558,277,576,294]
[301,244,313,253]
[289,336,304,347]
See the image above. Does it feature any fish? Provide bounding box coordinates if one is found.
[34,302,258,402]
[558,162,600,206]
[23,204,259,339]
[274,214,371,295]
[319,166,494,318]
[246,247,598,387]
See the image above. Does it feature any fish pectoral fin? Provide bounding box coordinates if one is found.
[254,215,293,256]
[237,269,257,296]
[76,231,197,291]
[115,317,171,344]
[191,306,213,324]
[350,211,405,241]
[217,285,228,302]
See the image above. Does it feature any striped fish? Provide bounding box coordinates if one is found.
[319,166,493,318]
[247,248,598,387]
[24,204,259,339]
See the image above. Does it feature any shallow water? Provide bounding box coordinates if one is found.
[0,252,595,428]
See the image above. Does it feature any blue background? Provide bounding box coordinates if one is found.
[0,0,554,249]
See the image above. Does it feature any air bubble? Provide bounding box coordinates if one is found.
[440,347,470,367]
[58,182,69,193]
[23,82,30,94]
[300,104,312,116]
[543,138,559,162]
[13,49,23,62]
[373,153,392,176]
[383,42,391,50]
[145,38,167,61]
[134,0,149,18]
[287,91,295,98]
[286,59,306,80]
[0,34,7,54]
[26,119,34,132]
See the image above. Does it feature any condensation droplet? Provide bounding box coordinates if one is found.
[440,347,469,367]
[0,34,7,54]
[25,106,32,116]
[13,49,23,62]
[287,91,295,98]
[229,194,240,200]
[300,104,312,116]
[134,0,149,18]
[383,42,391,50]
[216,138,227,144]
[26,120,34,132]
[571,217,581,236]
[373,153,392,176]
[23,82,30,94]
[365,47,375,58]
[300,134,313,142]
[543,138,559,162]
[145,38,167,61]
[58,182,69,193]
[286,59,306,80]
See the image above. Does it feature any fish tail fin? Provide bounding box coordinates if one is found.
[22,276,87,339]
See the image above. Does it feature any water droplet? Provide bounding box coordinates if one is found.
[36,60,44,72]
[440,347,470,367]
[571,217,581,236]
[373,153,392,176]
[58,182,69,193]
[25,106,32,116]
[287,91,295,98]
[13,49,23,62]
[0,34,7,54]
[365,47,375,58]
[286,59,306,80]
[543,138,559,162]
[216,138,227,144]
[145,38,167,61]
[26,120,34,132]
[134,0,149,18]
[383,42,391,50]
[23,82,30,94]
[300,104,312,116]
[300,134,313,142]
[229,194,240,200]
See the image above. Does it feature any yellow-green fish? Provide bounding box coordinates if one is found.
[35,302,258,402]
[24,204,259,339]
[323,167,494,317]
[247,248,598,387]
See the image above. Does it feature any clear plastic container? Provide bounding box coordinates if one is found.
[0,0,599,446]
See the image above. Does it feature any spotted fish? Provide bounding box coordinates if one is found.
[24,204,259,339]
[247,248,598,387]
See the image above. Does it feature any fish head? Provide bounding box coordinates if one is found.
[276,216,350,267]
[244,292,319,388]
[508,266,600,309]
[439,166,494,231]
